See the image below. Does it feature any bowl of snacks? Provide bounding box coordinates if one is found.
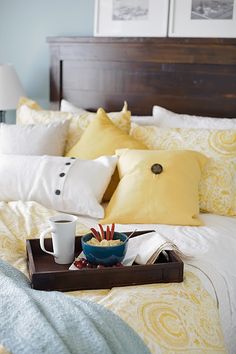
[81,224,128,266]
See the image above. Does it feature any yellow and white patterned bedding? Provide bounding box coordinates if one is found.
[0,201,232,353]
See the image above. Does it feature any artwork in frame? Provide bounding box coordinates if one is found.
[168,0,236,37]
[94,0,169,37]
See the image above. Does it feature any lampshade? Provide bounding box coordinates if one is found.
[0,64,25,110]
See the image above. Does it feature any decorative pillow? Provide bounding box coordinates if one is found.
[101,149,207,225]
[17,97,131,152]
[61,99,158,127]
[60,99,86,114]
[17,104,83,152]
[60,99,157,128]
[130,124,236,216]
[153,105,236,130]
[66,108,147,201]
[131,116,158,126]
[0,154,117,218]
[0,121,69,156]
[60,99,131,133]
[17,96,41,111]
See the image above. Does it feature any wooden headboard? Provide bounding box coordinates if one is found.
[47,37,236,117]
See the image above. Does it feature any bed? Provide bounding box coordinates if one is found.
[1,37,236,354]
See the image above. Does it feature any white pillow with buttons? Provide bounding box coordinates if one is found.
[0,155,117,218]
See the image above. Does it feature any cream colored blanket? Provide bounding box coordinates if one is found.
[0,201,226,354]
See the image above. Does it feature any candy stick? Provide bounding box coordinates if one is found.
[110,223,115,240]
[106,225,111,240]
[90,228,101,241]
[98,224,105,240]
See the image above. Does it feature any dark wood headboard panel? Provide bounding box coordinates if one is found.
[47,37,236,117]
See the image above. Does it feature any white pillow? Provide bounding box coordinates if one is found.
[0,122,69,156]
[153,105,236,130]
[60,99,86,114]
[131,116,158,126]
[61,99,158,127]
[0,155,117,218]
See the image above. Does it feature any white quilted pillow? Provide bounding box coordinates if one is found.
[131,116,158,126]
[0,121,69,156]
[61,99,158,127]
[0,155,117,218]
[153,105,236,130]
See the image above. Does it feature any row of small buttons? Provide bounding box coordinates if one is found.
[55,157,76,195]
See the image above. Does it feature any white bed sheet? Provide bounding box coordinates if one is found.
[77,212,236,354]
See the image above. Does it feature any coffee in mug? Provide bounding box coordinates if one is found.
[54,220,71,223]
[39,214,77,264]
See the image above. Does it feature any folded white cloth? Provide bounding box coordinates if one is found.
[124,231,193,266]
[123,231,172,266]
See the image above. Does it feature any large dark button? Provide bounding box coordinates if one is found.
[151,163,163,175]
[55,189,61,195]
[65,162,71,166]
[70,157,76,159]
[59,173,65,177]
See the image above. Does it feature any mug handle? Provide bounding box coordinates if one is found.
[39,227,56,257]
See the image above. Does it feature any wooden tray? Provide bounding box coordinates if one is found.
[26,231,183,291]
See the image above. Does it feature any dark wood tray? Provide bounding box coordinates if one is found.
[26,231,183,291]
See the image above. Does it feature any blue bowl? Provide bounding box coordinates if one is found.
[81,232,128,266]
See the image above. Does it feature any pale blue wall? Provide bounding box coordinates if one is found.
[0,0,94,123]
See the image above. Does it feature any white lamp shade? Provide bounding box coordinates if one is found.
[0,64,25,110]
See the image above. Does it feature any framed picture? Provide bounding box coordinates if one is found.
[169,0,236,37]
[94,0,169,37]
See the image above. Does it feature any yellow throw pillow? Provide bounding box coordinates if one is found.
[66,108,146,159]
[130,124,236,216]
[66,108,147,200]
[101,149,207,226]
[17,98,131,152]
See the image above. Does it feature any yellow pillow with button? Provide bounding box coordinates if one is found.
[130,124,236,216]
[66,108,147,200]
[101,149,207,226]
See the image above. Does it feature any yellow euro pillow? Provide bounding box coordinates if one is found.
[66,108,146,159]
[130,124,236,216]
[66,108,147,200]
[101,149,207,226]
[17,97,131,152]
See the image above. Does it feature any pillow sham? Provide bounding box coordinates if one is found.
[61,99,158,127]
[101,149,207,226]
[17,104,82,152]
[17,97,131,152]
[0,121,69,156]
[153,105,236,130]
[66,108,147,201]
[66,108,146,159]
[60,99,131,133]
[0,155,117,218]
[17,96,41,111]
[131,116,158,126]
[130,124,236,216]
[60,99,86,114]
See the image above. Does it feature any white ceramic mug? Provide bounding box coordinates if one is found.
[39,214,77,264]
